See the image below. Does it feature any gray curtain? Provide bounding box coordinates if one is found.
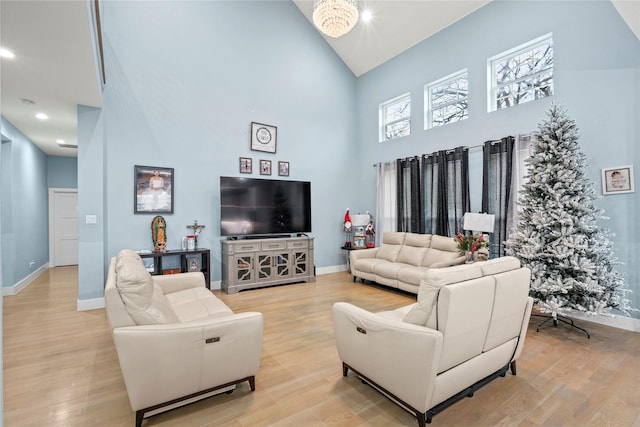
[423,147,469,236]
[396,157,423,233]
[482,136,514,257]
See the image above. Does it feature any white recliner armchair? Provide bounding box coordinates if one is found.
[333,256,533,426]
[105,249,263,426]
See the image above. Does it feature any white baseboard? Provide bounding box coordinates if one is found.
[316,264,348,275]
[77,297,105,311]
[2,263,49,296]
[209,280,222,291]
[566,310,640,333]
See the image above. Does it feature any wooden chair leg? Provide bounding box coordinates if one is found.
[510,360,517,375]
[248,376,256,391]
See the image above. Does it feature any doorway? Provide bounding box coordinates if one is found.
[49,188,78,266]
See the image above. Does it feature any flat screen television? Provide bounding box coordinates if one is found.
[220,176,311,237]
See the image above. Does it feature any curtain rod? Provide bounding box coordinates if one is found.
[372,136,522,167]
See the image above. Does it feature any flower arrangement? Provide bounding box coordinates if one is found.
[454,232,489,252]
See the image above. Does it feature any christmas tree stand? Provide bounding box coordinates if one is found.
[533,313,590,339]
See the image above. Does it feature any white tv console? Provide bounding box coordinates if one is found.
[221,235,315,294]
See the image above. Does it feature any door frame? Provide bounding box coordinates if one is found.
[48,188,78,267]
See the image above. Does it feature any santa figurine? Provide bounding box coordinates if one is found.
[343,209,353,247]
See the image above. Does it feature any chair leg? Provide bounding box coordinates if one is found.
[510,360,517,375]
[248,376,256,391]
[135,410,144,427]
[342,362,349,377]
[416,411,427,427]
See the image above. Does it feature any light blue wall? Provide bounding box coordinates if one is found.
[47,156,78,188]
[79,0,357,299]
[354,0,640,316]
[0,117,49,289]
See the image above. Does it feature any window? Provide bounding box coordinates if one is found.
[379,93,411,142]
[425,70,468,129]
[488,34,553,112]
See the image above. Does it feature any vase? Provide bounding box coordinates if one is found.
[465,250,475,264]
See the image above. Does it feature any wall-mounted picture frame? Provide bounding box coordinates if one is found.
[134,165,174,214]
[602,165,634,195]
[240,157,252,174]
[260,160,272,176]
[278,161,290,177]
[250,122,277,153]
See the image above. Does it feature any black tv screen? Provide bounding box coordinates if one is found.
[220,176,311,236]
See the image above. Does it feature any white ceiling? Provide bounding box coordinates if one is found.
[1,0,638,158]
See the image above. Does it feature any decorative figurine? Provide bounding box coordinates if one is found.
[343,209,353,248]
[152,215,167,252]
[186,220,205,249]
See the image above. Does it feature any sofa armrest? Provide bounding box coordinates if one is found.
[430,255,466,268]
[113,312,263,411]
[349,248,378,263]
[333,302,443,413]
[153,272,206,294]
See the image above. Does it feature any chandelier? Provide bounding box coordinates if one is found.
[312,0,359,38]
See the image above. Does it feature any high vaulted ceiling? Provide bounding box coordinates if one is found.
[1,0,638,157]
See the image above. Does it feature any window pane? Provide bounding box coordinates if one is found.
[385,119,411,140]
[490,35,553,111]
[433,102,468,127]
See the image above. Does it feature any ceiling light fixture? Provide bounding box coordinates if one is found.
[313,0,359,38]
[35,112,48,120]
[0,47,16,59]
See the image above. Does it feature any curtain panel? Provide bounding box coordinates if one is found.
[375,161,397,246]
[423,147,470,236]
[481,136,515,257]
[396,157,424,233]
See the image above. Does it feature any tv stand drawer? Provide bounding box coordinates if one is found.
[262,240,286,251]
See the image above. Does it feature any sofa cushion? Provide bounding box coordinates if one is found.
[353,258,384,274]
[374,232,405,262]
[397,233,431,266]
[396,266,431,286]
[403,280,440,326]
[115,257,179,325]
[478,256,521,276]
[165,287,234,323]
[374,262,413,280]
[421,235,462,267]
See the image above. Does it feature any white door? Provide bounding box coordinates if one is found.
[49,189,78,266]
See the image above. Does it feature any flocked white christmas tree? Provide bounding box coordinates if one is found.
[506,105,634,320]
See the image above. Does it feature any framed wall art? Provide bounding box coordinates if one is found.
[260,160,272,176]
[250,122,277,153]
[134,165,174,214]
[278,161,289,177]
[240,157,252,174]
[601,165,634,195]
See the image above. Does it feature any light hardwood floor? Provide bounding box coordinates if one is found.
[3,266,640,427]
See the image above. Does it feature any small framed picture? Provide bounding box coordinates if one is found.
[134,165,174,214]
[278,161,290,177]
[260,160,272,175]
[602,166,634,195]
[250,122,277,153]
[240,157,252,174]
[187,256,200,272]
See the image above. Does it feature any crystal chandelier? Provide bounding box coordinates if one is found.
[312,0,359,38]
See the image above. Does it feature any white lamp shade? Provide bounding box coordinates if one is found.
[463,213,495,233]
[352,214,370,227]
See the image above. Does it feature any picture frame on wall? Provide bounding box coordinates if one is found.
[134,165,174,214]
[278,161,289,177]
[601,165,634,195]
[240,157,252,174]
[260,160,272,176]
[250,122,277,153]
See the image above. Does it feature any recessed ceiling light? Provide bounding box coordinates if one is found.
[0,47,15,59]
[361,9,373,22]
[35,112,48,120]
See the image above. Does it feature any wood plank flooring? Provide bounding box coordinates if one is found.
[3,266,640,426]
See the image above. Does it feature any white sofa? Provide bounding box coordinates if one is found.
[333,256,533,426]
[350,232,465,294]
[105,249,264,427]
